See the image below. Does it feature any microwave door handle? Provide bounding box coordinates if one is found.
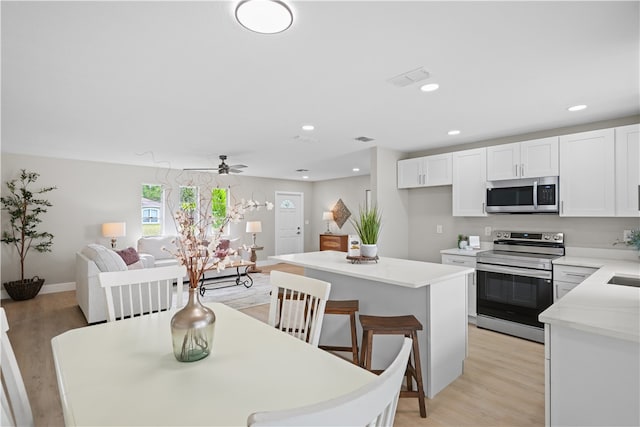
[533,180,538,210]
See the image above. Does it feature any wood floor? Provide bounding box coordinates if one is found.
[1,263,544,426]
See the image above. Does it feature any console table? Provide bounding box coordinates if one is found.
[199,260,255,296]
[248,246,263,273]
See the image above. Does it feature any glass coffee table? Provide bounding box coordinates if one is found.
[199,260,256,296]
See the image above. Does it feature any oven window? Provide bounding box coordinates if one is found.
[479,271,538,308]
[487,186,533,206]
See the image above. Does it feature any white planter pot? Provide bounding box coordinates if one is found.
[361,244,378,258]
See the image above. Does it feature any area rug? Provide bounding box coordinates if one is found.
[189,273,272,310]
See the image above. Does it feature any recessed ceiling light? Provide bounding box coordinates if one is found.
[420,83,440,92]
[448,130,461,136]
[302,175,309,179]
[302,124,315,131]
[352,168,360,172]
[567,104,587,112]
[235,0,293,34]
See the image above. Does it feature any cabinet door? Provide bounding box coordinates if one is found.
[559,129,615,216]
[487,142,520,181]
[424,153,452,186]
[521,137,559,178]
[452,148,487,216]
[441,254,477,319]
[615,124,640,217]
[397,157,423,188]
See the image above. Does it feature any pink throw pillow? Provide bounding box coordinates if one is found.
[116,247,141,266]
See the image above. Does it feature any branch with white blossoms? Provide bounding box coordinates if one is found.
[164,195,273,289]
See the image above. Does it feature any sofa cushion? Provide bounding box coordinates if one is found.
[127,260,145,270]
[137,236,177,260]
[81,244,127,272]
[115,247,140,266]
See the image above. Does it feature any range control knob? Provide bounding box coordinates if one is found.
[495,232,502,238]
[554,235,562,241]
[543,235,551,240]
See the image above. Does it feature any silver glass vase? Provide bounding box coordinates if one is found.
[170,287,216,362]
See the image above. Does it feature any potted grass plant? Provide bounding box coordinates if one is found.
[1,170,56,300]
[350,204,381,258]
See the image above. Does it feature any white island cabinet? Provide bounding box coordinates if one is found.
[540,257,640,426]
[270,250,472,398]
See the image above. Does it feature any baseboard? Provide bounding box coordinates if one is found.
[1,281,76,300]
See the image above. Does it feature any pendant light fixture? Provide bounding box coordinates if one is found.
[235,0,293,34]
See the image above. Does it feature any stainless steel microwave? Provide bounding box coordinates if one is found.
[486,176,559,213]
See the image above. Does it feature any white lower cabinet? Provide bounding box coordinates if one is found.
[552,264,598,302]
[441,254,477,323]
[545,324,640,426]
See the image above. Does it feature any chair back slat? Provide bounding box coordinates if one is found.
[247,338,413,427]
[268,271,330,347]
[0,307,34,427]
[99,266,186,322]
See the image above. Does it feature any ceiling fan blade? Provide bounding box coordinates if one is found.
[228,168,244,173]
[183,168,218,171]
[228,164,247,169]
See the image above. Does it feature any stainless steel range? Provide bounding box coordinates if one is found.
[476,230,565,343]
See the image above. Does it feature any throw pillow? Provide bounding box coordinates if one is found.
[116,247,140,266]
[127,260,145,270]
[215,239,230,258]
[81,244,127,272]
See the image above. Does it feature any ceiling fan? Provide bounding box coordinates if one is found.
[184,155,247,174]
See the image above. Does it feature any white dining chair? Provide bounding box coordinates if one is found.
[1,307,34,427]
[268,270,331,347]
[247,337,413,427]
[98,265,186,322]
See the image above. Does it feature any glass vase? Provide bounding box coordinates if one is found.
[170,287,216,362]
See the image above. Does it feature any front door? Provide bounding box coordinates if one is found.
[275,192,304,255]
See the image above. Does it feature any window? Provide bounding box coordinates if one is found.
[141,184,163,236]
[211,187,228,231]
[180,186,198,215]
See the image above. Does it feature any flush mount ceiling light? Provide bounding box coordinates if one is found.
[302,124,315,131]
[420,83,440,92]
[567,104,588,112]
[448,130,461,136]
[352,168,360,172]
[235,0,293,34]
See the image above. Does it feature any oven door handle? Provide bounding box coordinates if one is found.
[476,263,552,280]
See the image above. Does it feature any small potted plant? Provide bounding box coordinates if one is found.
[350,204,381,258]
[1,170,56,300]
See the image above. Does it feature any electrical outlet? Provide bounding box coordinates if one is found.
[623,229,632,242]
[484,226,492,236]
[436,224,443,234]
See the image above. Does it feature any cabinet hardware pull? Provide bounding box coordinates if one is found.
[514,164,518,176]
[521,163,524,177]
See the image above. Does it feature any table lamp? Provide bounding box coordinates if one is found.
[322,211,334,234]
[102,222,126,249]
[246,221,262,247]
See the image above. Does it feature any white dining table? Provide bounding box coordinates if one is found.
[51,302,375,426]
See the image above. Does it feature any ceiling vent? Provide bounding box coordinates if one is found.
[354,136,375,142]
[295,168,309,172]
[387,67,430,87]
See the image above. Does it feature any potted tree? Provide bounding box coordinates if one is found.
[350,204,382,258]
[1,170,56,300]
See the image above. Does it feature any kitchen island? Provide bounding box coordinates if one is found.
[270,250,473,398]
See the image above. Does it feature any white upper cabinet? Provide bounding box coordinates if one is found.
[397,153,452,188]
[615,124,640,217]
[487,137,559,181]
[559,129,615,216]
[452,148,487,216]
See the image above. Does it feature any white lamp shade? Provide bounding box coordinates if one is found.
[246,221,262,233]
[322,211,334,221]
[102,222,126,237]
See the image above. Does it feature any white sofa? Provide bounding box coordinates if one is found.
[76,237,244,323]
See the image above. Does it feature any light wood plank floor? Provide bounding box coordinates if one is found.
[1,263,544,426]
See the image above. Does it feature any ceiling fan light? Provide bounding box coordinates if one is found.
[235,0,293,34]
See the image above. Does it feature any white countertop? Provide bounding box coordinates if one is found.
[440,248,487,256]
[540,256,640,342]
[270,251,473,289]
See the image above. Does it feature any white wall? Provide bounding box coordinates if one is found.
[0,153,314,289]
[371,147,409,259]
[310,175,370,249]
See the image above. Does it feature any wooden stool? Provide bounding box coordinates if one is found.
[359,314,427,418]
[319,300,360,365]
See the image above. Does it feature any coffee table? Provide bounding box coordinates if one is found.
[199,260,256,296]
